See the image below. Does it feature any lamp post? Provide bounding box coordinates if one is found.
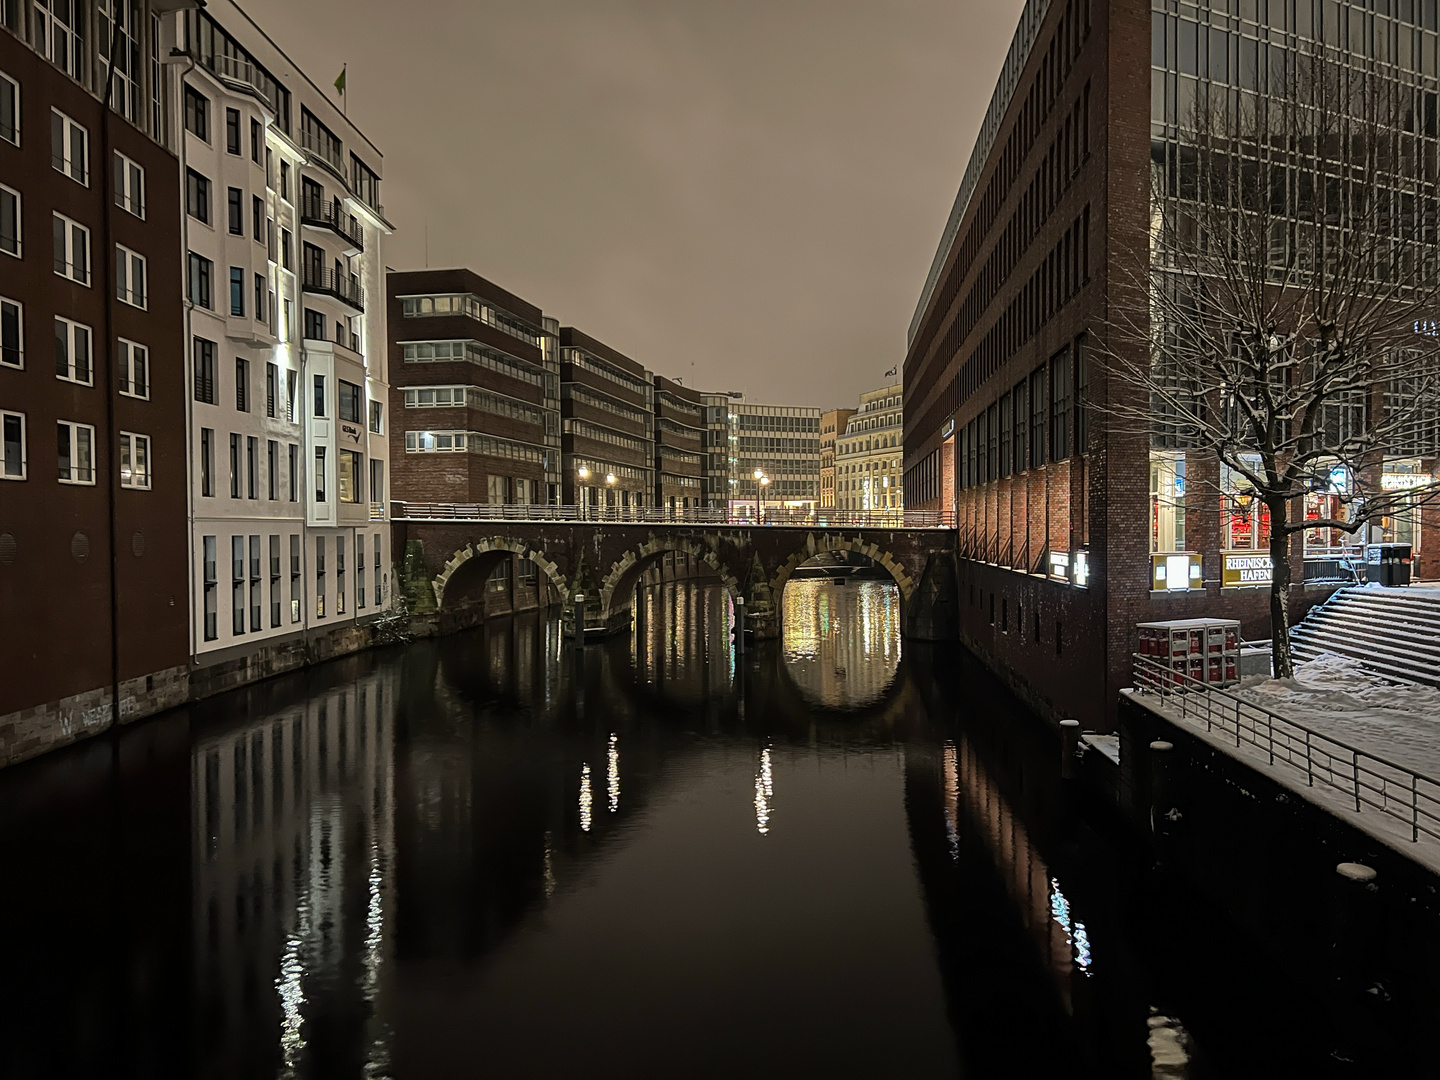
[577,466,590,520]
[753,468,766,523]
[605,473,617,518]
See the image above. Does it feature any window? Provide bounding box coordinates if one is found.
[281,228,292,269]
[290,534,301,622]
[54,316,92,384]
[226,187,242,234]
[357,535,366,610]
[229,267,244,317]
[315,535,326,618]
[338,380,361,423]
[231,536,244,634]
[193,337,216,404]
[369,400,383,434]
[288,442,297,502]
[314,446,326,502]
[248,534,261,630]
[1222,455,1270,551]
[203,536,218,640]
[0,70,17,146]
[351,153,380,212]
[1,297,21,368]
[117,339,148,398]
[200,428,214,496]
[188,252,212,308]
[50,109,86,184]
[252,195,263,241]
[268,535,281,627]
[1,411,25,479]
[57,420,95,484]
[114,152,144,217]
[35,0,83,80]
[225,107,240,154]
[303,308,325,340]
[0,184,18,257]
[229,433,240,498]
[267,440,277,500]
[250,117,261,162]
[254,273,265,323]
[280,161,290,201]
[336,538,346,615]
[115,245,146,307]
[1150,451,1187,553]
[53,213,89,283]
[184,169,212,225]
[286,370,296,421]
[1029,366,1046,470]
[338,449,361,503]
[1050,348,1071,461]
[246,436,257,499]
[313,374,326,417]
[266,362,278,417]
[119,432,150,489]
[373,534,382,606]
[99,0,143,124]
[235,357,249,412]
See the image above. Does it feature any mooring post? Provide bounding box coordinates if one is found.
[1060,719,1082,781]
[1331,862,1383,1065]
[1149,740,1177,858]
[734,596,746,658]
[572,593,586,648]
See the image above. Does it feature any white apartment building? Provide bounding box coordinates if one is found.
[166,2,392,659]
[836,383,903,514]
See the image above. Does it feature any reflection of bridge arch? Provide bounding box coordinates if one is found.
[432,538,569,610]
[769,535,916,615]
[598,537,741,621]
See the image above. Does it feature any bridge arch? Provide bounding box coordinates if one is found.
[598,536,742,621]
[432,538,570,610]
[769,534,917,610]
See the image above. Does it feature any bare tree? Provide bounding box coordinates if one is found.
[1104,41,1440,678]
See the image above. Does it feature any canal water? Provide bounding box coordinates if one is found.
[0,579,1394,1077]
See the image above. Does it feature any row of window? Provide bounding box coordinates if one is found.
[200,532,383,641]
[195,427,383,505]
[0,186,156,306]
[191,344,381,430]
[838,434,899,456]
[0,298,150,396]
[402,384,547,427]
[399,294,543,348]
[402,339,553,393]
[0,411,151,488]
[404,429,550,466]
[736,412,820,432]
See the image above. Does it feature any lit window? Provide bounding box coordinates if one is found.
[119,431,150,489]
[50,108,87,184]
[53,213,90,283]
[1,411,25,480]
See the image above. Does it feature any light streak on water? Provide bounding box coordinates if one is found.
[607,734,620,813]
[754,747,774,835]
[579,765,593,832]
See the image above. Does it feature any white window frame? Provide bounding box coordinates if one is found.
[0,296,21,369]
[54,315,92,385]
[0,410,25,480]
[115,244,147,308]
[118,338,148,399]
[57,419,96,485]
[119,431,151,489]
[53,212,90,284]
[50,108,88,185]
[114,151,145,218]
[405,430,468,452]
[0,70,18,147]
[0,183,19,258]
[34,0,83,81]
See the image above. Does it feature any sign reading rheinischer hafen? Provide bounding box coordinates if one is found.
[1222,552,1274,587]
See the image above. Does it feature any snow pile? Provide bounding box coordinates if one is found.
[1234,652,1440,776]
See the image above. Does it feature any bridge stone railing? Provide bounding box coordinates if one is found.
[391,502,955,530]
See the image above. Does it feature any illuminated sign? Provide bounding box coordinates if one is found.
[941,418,955,438]
[1152,552,1202,591]
[1381,473,1434,491]
[1073,549,1090,588]
[1222,552,1274,587]
[1048,550,1070,582]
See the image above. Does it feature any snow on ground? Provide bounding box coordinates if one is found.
[1237,653,1440,779]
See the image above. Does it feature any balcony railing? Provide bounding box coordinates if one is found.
[300,196,364,251]
[302,266,365,311]
[203,52,270,102]
[369,502,386,521]
[391,502,956,529]
[300,128,345,177]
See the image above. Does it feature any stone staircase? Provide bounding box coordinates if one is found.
[1291,585,1440,687]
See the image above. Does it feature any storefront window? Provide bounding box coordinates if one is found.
[1150,451,1186,552]
[1221,454,1271,550]
[1380,459,1428,549]
[1303,460,1358,554]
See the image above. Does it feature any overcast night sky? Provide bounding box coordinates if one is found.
[242,0,1026,409]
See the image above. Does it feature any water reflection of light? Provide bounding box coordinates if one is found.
[754,747,774,835]
[782,579,901,708]
[942,742,960,861]
[1050,877,1093,976]
[607,734,620,813]
[276,918,307,1075]
[543,831,556,898]
[579,764,593,833]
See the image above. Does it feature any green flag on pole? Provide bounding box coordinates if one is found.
[334,65,346,95]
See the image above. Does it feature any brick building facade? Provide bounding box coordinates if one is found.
[652,374,704,509]
[559,326,653,509]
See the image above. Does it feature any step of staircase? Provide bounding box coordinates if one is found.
[1289,586,1440,688]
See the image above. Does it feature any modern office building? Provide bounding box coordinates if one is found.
[0,3,190,765]
[901,0,1440,729]
[652,374,704,510]
[559,327,653,510]
[729,399,821,520]
[701,390,742,510]
[819,407,855,509]
[386,268,560,508]
[171,0,393,677]
[835,384,902,513]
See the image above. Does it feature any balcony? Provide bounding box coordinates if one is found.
[300,128,345,179]
[300,196,364,251]
[302,266,365,312]
[201,52,271,105]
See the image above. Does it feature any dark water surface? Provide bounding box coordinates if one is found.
[0,581,1368,1077]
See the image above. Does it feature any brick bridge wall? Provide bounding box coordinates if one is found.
[391,521,959,639]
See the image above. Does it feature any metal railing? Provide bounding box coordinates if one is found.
[1131,652,1440,844]
[300,128,345,176]
[302,267,365,311]
[300,196,364,250]
[368,502,386,521]
[391,501,956,529]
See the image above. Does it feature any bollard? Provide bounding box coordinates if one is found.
[1149,740,1177,852]
[734,596,746,657]
[1331,862,1383,1066]
[1059,719,1082,781]
[572,593,586,648]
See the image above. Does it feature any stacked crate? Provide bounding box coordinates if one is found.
[1137,619,1242,689]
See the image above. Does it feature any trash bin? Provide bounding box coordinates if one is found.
[1366,543,1413,586]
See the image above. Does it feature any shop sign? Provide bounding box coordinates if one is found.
[341,422,363,444]
[1048,550,1070,582]
[1073,549,1090,588]
[1222,552,1274,587]
[1381,473,1434,491]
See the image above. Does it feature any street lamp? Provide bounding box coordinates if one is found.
[577,466,590,518]
[605,473,617,516]
[753,468,771,523]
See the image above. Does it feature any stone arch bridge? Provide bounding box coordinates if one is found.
[392,517,958,640]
